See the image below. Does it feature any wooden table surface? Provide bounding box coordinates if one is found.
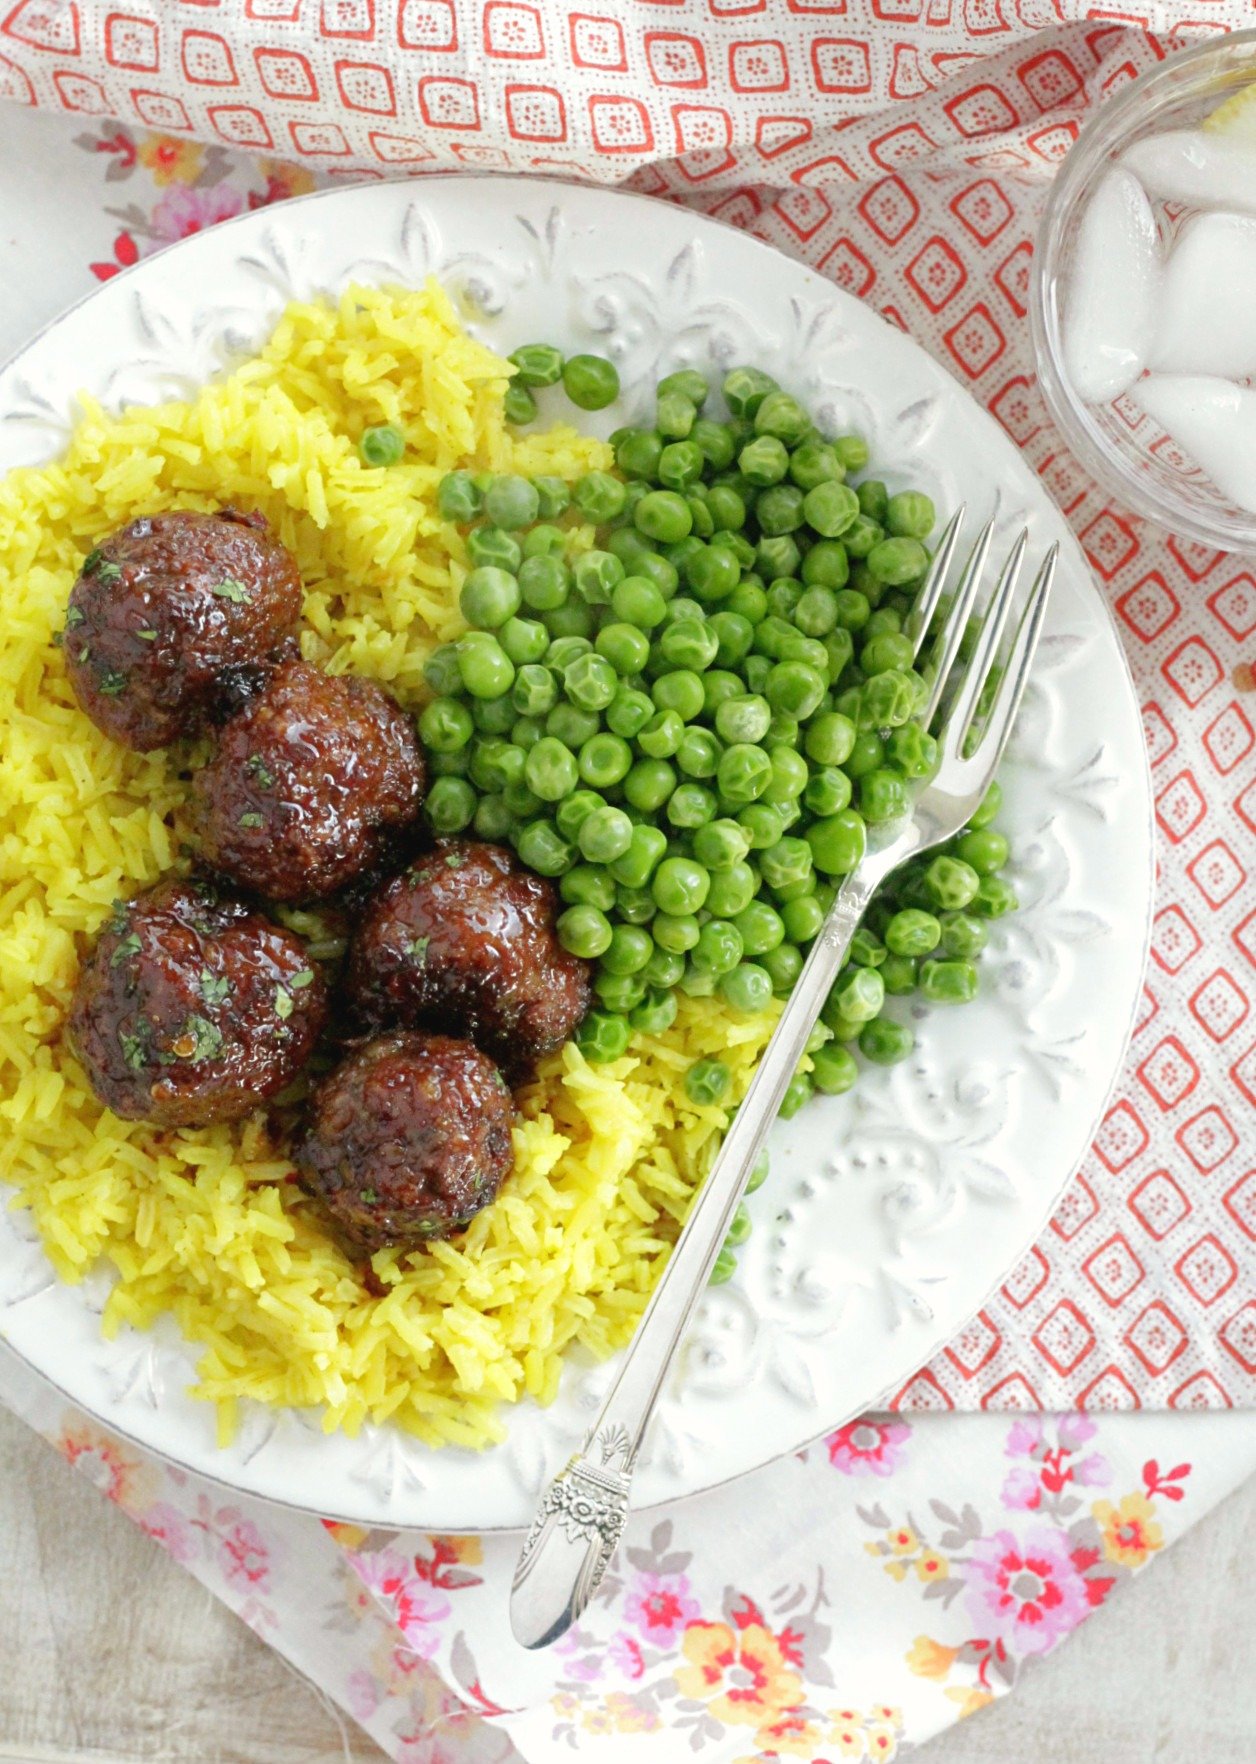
[2,1403,1254,1764]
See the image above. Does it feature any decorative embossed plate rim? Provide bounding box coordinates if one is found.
[0,177,1154,1533]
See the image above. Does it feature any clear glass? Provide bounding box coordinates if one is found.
[1032,30,1256,553]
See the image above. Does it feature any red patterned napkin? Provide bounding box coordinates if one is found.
[0,5,1252,1411]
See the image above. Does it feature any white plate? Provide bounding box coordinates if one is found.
[0,176,1153,1532]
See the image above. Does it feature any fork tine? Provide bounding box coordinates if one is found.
[971,543,1057,774]
[904,504,965,664]
[921,517,994,729]
[939,527,1027,752]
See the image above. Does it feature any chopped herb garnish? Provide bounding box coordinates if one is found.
[444,853,465,868]
[408,935,430,964]
[274,986,294,1021]
[107,899,130,936]
[237,810,264,829]
[96,561,122,584]
[176,1014,223,1063]
[359,1188,378,1206]
[110,932,141,968]
[83,548,103,574]
[98,669,127,696]
[244,754,275,788]
[199,970,230,1007]
[213,578,252,604]
[119,1028,147,1070]
[77,645,91,663]
[289,968,314,990]
[51,631,63,649]
[136,627,157,642]
[65,606,85,629]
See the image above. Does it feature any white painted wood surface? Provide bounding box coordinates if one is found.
[1,1403,1253,1763]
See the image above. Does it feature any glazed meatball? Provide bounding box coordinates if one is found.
[344,840,592,1074]
[69,877,327,1127]
[64,509,302,751]
[191,657,427,904]
[295,1031,514,1257]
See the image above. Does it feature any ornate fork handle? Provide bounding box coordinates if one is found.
[510,858,896,1649]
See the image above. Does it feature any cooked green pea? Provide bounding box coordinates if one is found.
[457,633,515,700]
[652,670,705,723]
[517,554,569,613]
[736,802,784,851]
[700,862,752,919]
[860,670,919,730]
[803,480,860,538]
[753,390,810,445]
[429,748,471,779]
[728,899,780,957]
[703,611,752,670]
[667,782,717,828]
[509,343,564,387]
[424,776,476,833]
[437,470,482,522]
[418,697,473,755]
[511,663,556,719]
[630,989,679,1036]
[857,478,888,523]
[708,1245,738,1285]
[658,367,709,407]
[919,958,979,1004]
[692,818,751,871]
[861,631,914,675]
[676,725,722,779]
[764,661,825,720]
[867,536,928,586]
[651,856,710,916]
[972,873,1018,919]
[481,474,538,531]
[759,837,813,892]
[530,477,570,522]
[685,1058,731,1106]
[561,864,616,910]
[596,972,646,1012]
[886,908,941,957]
[792,584,838,637]
[969,781,1003,830]
[885,490,935,539]
[563,652,618,713]
[458,564,521,631]
[762,942,803,993]
[804,711,856,768]
[723,366,777,419]
[715,693,770,746]
[558,905,613,960]
[572,471,625,523]
[757,534,802,581]
[807,809,866,876]
[617,429,665,480]
[359,423,405,468]
[546,635,591,672]
[555,790,606,843]
[656,391,697,441]
[635,490,693,543]
[706,484,747,532]
[687,419,732,474]
[956,827,1010,875]
[717,742,773,804]
[850,927,886,969]
[886,724,938,778]
[466,526,523,573]
[472,794,513,842]
[523,737,578,803]
[939,910,988,959]
[800,539,849,589]
[789,440,844,491]
[599,924,652,976]
[622,759,677,820]
[803,767,851,817]
[610,823,669,890]
[562,352,619,410]
[756,484,806,536]
[780,893,824,945]
[860,768,910,825]
[692,919,744,977]
[881,953,917,996]
[830,965,884,1024]
[654,911,701,953]
[739,435,789,487]
[576,1009,632,1064]
[638,709,685,759]
[727,579,768,624]
[596,622,651,677]
[576,732,632,789]
[726,952,776,1009]
[809,1043,856,1094]
[922,855,980,911]
[606,578,664,634]
[606,687,655,740]
[572,550,623,606]
[499,616,549,666]
[641,947,685,990]
[503,384,537,425]
[762,746,809,806]
[860,1016,915,1064]
[843,515,884,559]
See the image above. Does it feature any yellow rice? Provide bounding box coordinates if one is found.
[0,282,779,1449]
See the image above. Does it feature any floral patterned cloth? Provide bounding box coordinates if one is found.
[1,13,1255,1760]
[5,1341,1254,1762]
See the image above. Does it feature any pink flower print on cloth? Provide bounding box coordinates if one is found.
[150,183,243,243]
[353,1549,452,1661]
[965,1527,1092,1656]
[826,1416,912,1477]
[623,1570,702,1647]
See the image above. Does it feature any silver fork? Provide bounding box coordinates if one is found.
[509,512,1058,1649]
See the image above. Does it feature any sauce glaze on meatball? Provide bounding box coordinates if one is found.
[64,509,302,751]
[344,840,592,1074]
[191,657,426,904]
[69,877,327,1127]
[295,1031,515,1258]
